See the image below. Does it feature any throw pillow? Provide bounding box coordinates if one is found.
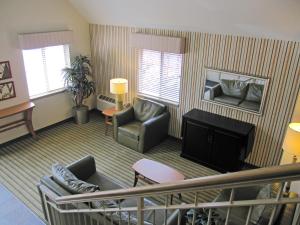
[245,83,264,103]
[220,79,248,99]
[52,163,100,194]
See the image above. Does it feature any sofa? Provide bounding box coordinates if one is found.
[183,184,283,225]
[209,79,264,112]
[113,97,170,153]
[37,156,180,225]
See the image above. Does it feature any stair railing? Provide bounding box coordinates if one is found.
[39,163,300,225]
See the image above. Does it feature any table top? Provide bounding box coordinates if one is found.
[102,107,118,117]
[132,158,185,184]
[0,102,35,119]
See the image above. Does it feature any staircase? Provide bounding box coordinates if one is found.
[39,163,300,225]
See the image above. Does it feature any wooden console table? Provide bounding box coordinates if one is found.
[0,102,37,139]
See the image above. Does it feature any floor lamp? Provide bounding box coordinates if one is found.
[110,78,128,111]
[282,123,300,192]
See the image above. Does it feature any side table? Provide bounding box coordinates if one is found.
[102,107,118,136]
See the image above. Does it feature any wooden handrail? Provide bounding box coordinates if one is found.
[55,162,300,205]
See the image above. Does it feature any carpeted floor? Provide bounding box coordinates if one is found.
[0,112,219,219]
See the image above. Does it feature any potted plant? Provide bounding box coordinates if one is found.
[63,55,95,124]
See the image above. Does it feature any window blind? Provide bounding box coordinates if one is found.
[138,49,182,104]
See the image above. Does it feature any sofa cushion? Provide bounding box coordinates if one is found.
[133,98,166,122]
[245,83,263,103]
[220,79,248,99]
[85,171,125,191]
[52,163,100,194]
[239,100,260,111]
[214,95,242,106]
[118,121,142,140]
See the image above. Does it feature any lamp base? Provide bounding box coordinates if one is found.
[115,94,124,111]
[285,155,298,193]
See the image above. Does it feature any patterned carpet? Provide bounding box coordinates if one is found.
[0,112,219,219]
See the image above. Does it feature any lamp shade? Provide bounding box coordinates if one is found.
[283,123,300,156]
[110,78,128,94]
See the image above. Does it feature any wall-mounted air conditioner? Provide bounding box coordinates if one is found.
[96,94,115,111]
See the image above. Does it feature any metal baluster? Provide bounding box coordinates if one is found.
[102,202,107,225]
[194,192,199,207]
[119,200,122,225]
[245,206,253,225]
[177,209,181,225]
[152,210,156,225]
[137,197,144,225]
[207,209,212,225]
[165,195,169,225]
[43,195,53,225]
[111,212,113,225]
[225,189,235,225]
[268,183,284,225]
[192,208,196,225]
[128,211,131,225]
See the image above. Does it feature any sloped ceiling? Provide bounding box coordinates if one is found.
[68,0,300,41]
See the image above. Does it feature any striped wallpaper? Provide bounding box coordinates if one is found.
[90,24,300,167]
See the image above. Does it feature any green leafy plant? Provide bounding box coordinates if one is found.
[63,55,95,107]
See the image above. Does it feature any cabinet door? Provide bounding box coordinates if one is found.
[183,120,211,163]
[211,129,241,171]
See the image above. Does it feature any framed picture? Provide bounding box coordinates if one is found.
[0,61,12,80]
[202,68,269,115]
[0,81,16,101]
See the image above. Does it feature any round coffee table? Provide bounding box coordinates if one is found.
[102,107,118,136]
[132,158,185,203]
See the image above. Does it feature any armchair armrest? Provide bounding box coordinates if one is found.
[211,84,222,98]
[139,112,170,152]
[113,106,135,139]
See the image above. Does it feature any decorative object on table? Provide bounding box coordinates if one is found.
[184,208,221,225]
[63,55,95,124]
[282,122,300,192]
[110,78,128,111]
[0,61,12,80]
[0,81,16,101]
[202,68,269,115]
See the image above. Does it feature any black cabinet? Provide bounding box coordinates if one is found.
[181,109,255,172]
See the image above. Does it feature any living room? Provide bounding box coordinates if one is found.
[0,0,300,225]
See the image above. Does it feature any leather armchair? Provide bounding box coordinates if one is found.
[113,97,170,153]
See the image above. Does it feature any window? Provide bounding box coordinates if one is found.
[138,49,182,105]
[22,45,70,98]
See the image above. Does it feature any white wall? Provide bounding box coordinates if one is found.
[0,0,91,144]
[69,0,300,41]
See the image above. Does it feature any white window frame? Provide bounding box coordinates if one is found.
[22,44,71,99]
[137,49,183,106]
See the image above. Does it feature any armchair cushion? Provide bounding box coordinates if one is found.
[133,98,166,122]
[118,121,142,140]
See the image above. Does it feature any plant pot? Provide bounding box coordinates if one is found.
[73,105,89,124]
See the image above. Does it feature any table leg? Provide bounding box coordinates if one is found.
[24,108,37,140]
[104,115,108,135]
[133,171,139,187]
